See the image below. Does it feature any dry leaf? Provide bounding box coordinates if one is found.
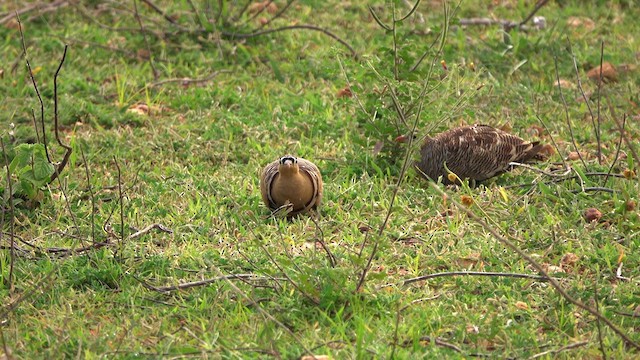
[584,208,602,223]
[527,125,545,137]
[587,62,617,82]
[248,1,278,15]
[567,16,595,31]
[127,103,150,116]
[301,356,331,360]
[539,144,555,157]
[466,323,479,334]
[555,78,574,89]
[567,151,583,161]
[4,18,21,30]
[623,168,636,179]
[460,195,474,207]
[515,301,529,310]
[560,253,579,267]
[625,200,636,212]
[337,86,353,98]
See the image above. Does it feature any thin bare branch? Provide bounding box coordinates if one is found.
[570,43,600,164]
[554,55,587,170]
[146,70,230,88]
[428,183,640,351]
[133,0,159,80]
[49,44,72,184]
[386,271,553,288]
[528,341,589,359]
[222,24,357,58]
[0,138,15,291]
[603,114,625,186]
[138,274,285,292]
[17,14,50,163]
[519,0,550,27]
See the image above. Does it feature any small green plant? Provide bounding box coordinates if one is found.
[2,143,55,206]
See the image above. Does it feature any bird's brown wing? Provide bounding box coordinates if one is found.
[260,160,280,209]
[437,124,539,181]
[297,158,323,210]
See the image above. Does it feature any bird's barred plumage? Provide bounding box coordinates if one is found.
[415,124,546,184]
[260,155,323,216]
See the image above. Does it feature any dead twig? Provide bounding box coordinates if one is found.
[603,114,625,186]
[385,271,554,288]
[138,273,285,292]
[518,0,550,28]
[133,0,159,80]
[570,43,601,164]
[49,44,71,184]
[18,15,50,163]
[428,183,640,351]
[528,340,589,359]
[221,24,357,58]
[554,55,588,170]
[607,99,639,166]
[0,1,68,25]
[128,223,173,239]
[146,70,230,88]
[0,138,15,291]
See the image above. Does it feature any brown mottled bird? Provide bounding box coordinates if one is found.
[260,155,323,216]
[414,124,547,185]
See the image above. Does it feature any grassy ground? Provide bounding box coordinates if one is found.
[1,0,639,358]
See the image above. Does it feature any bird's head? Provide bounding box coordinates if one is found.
[278,155,299,175]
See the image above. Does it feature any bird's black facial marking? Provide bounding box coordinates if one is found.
[280,155,297,166]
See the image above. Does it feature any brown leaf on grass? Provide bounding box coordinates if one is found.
[527,125,545,137]
[127,103,150,116]
[539,144,555,158]
[456,252,482,269]
[542,263,565,274]
[515,301,529,310]
[248,1,278,15]
[625,200,636,212]
[560,253,579,269]
[466,323,479,334]
[567,151,584,161]
[587,62,618,82]
[567,16,595,31]
[584,208,602,223]
[337,86,353,98]
[623,168,636,180]
[555,78,574,89]
[460,195,474,207]
[4,18,21,30]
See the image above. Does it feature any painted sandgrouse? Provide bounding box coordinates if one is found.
[414,124,547,185]
[260,155,323,216]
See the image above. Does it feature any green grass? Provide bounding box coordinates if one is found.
[1,0,640,358]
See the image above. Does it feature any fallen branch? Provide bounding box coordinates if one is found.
[138,274,285,293]
[529,340,589,359]
[428,182,640,350]
[383,271,554,288]
[146,70,230,88]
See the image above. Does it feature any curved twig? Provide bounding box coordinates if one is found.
[221,24,357,58]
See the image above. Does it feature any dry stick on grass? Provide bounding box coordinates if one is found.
[607,98,639,166]
[255,0,295,30]
[570,43,601,164]
[146,70,230,88]
[0,139,15,291]
[384,271,554,288]
[603,114,625,187]
[309,216,337,268]
[113,156,125,259]
[17,15,50,163]
[595,41,605,164]
[208,264,315,357]
[428,182,640,351]
[355,2,451,294]
[133,0,159,81]
[401,336,464,353]
[221,24,357,58]
[593,279,608,360]
[0,0,68,25]
[80,147,96,244]
[528,340,589,359]
[138,274,285,292]
[50,44,72,184]
[518,0,550,28]
[554,56,588,170]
